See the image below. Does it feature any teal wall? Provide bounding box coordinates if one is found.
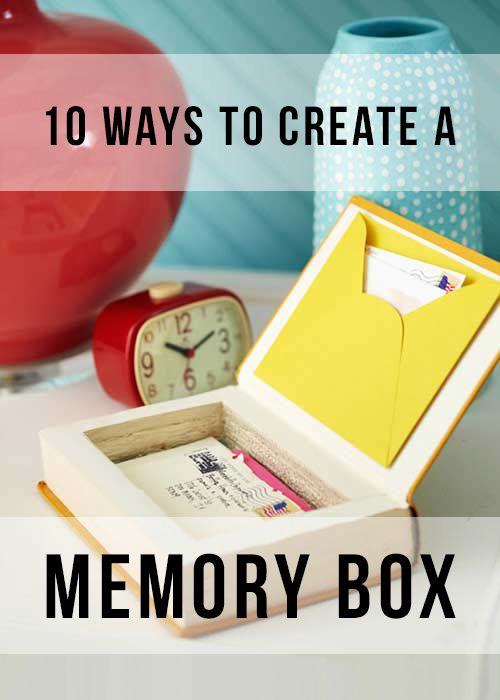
[39,0,500,268]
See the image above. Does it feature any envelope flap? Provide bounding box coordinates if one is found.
[238,198,500,504]
[250,214,404,465]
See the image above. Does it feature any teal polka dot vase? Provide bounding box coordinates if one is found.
[314,17,482,252]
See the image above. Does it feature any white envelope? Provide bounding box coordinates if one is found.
[365,253,446,315]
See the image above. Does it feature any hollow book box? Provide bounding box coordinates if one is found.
[38,196,500,636]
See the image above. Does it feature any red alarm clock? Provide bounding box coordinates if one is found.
[93,282,252,406]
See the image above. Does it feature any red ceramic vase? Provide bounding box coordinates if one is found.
[0,0,189,365]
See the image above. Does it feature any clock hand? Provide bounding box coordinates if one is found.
[164,341,191,358]
[165,331,214,360]
[193,330,215,351]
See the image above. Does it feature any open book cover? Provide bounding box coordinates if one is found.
[38,196,499,634]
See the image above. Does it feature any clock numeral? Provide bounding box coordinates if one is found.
[175,311,192,335]
[222,360,232,373]
[140,351,154,378]
[183,367,196,392]
[215,307,224,323]
[147,384,157,399]
[156,317,168,333]
[218,327,231,354]
[144,330,154,343]
[168,383,175,399]
[207,371,216,389]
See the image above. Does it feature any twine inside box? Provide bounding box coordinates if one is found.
[84,402,345,510]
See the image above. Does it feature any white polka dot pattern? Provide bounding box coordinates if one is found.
[313,45,482,252]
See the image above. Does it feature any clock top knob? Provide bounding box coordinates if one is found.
[148,281,184,302]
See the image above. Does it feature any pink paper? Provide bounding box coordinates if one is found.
[231,450,312,512]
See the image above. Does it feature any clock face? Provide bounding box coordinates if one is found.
[134,296,251,403]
